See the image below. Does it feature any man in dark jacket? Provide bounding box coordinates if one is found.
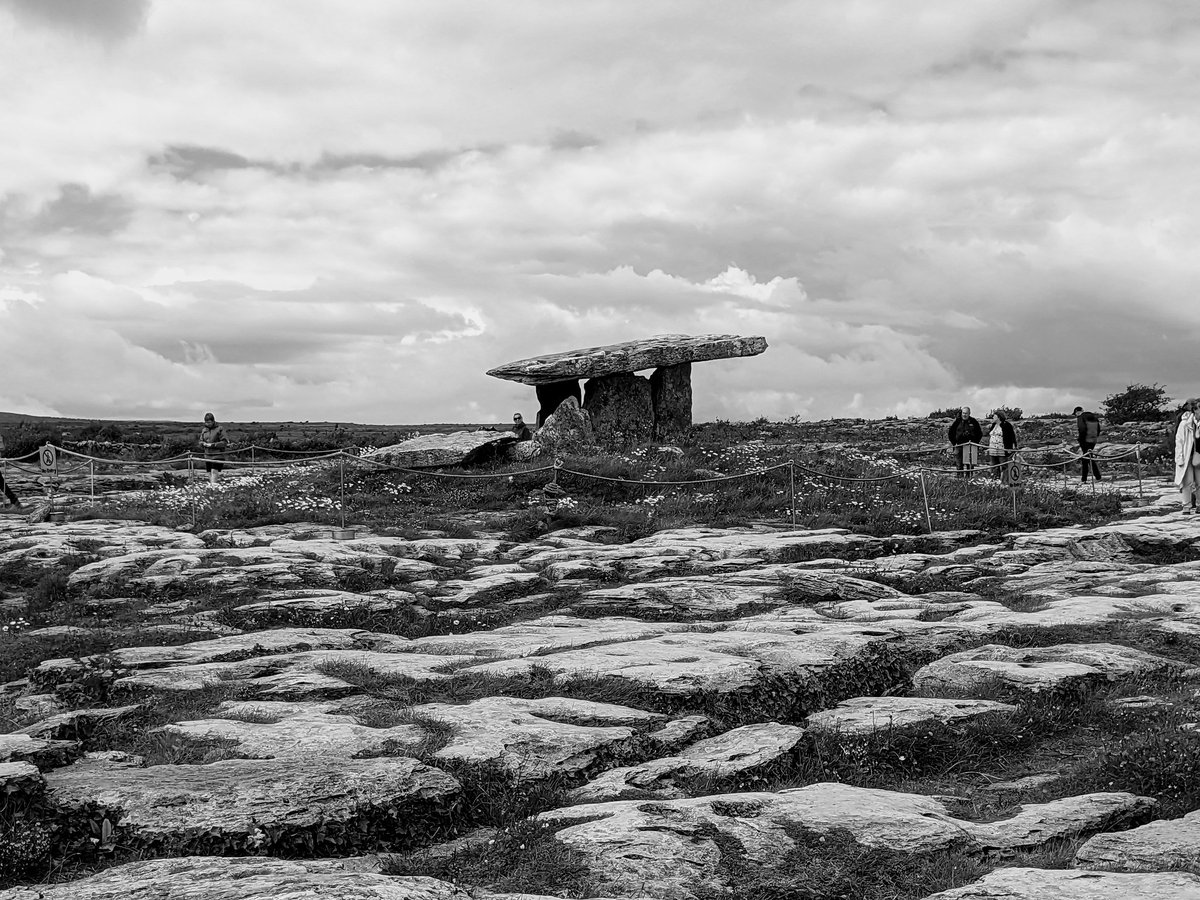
[1073,406,1102,482]
[948,406,983,477]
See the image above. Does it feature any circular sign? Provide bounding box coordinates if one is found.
[1007,462,1023,485]
[38,444,58,473]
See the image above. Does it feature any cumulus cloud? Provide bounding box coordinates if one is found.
[1,0,1199,422]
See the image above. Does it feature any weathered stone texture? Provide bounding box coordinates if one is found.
[534,379,582,425]
[651,362,692,438]
[365,431,511,469]
[487,334,767,385]
[583,372,654,446]
[530,397,597,457]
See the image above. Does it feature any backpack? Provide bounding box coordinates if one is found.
[1084,417,1100,442]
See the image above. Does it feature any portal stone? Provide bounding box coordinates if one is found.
[651,363,692,439]
[583,373,655,447]
[534,380,582,426]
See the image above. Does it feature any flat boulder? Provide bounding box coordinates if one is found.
[567,722,805,803]
[541,784,1152,899]
[1075,809,1200,872]
[45,753,460,856]
[0,856,478,899]
[486,334,767,385]
[923,867,1200,899]
[365,431,511,469]
[805,696,1017,736]
[912,643,1185,697]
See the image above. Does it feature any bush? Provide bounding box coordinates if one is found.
[927,407,961,419]
[988,406,1023,421]
[1101,383,1172,424]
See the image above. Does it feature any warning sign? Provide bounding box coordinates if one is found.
[38,444,58,474]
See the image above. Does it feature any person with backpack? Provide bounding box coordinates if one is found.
[1175,399,1200,514]
[1072,406,1102,482]
[948,406,983,477]
[0,433,22,510]
[199,412,229,485]
[986,410,1018,484]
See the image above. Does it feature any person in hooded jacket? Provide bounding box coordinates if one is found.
[1073,406,1103,482]
[948,406,983,477]
[1175,399,1200,514]
[986,410,1019,484]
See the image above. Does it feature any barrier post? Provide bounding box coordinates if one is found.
[553,458,562,486]
[1135,443,1144,499]
[187,453,196,528]
[90,460,95,502]
[251,446,256,465]
[339,454,346,529]
[789,460,796,528]
[919,472,933,534]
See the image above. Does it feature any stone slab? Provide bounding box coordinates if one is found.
[1075,809,1200,872]
[486,333,767,385]
[923,867,1200,899]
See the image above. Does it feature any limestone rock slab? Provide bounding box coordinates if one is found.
[567,722,805,803]
[32,627,409,689]
[805,696,1017,736]
[45,754,459,855]
[0,857,477,900]
[486,334,767,385]
[543,785,1155,899]
[1075,809,1200,872]
[0,760,43,797]
[913,643,1184,697]
[412,696,664,780]
[161,701,424,760]
[365,431,511,469]
[923,867,1200,899]
[0,732,81,768]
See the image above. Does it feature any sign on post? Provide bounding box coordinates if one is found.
[38,444,58,474]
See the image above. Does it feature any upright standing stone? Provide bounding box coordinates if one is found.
[583,374,655,447]
[534,380,582,426]
[651,363,692,440]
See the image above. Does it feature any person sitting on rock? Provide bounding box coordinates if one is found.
[511,413,533,442]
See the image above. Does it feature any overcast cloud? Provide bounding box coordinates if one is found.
[2,0,1199,424]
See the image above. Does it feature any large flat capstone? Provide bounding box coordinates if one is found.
[486,334,767,385]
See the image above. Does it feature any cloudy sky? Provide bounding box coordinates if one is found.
[2,0,1198,425]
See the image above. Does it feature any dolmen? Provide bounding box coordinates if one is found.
[487,333,767,444]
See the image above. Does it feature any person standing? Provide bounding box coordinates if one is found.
[948,406,982,477]
[1175,400,1200,514]
[986,411,1018,484]
[0,433,22,509]
[1072,406,1103,482]
[199,412,228,485]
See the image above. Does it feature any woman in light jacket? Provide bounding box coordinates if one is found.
[986,411,1018,485]
[1174,399,1200,514]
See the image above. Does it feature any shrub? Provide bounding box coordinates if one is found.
[0,819,52,887]
[1102,383,1172,424]
[927,407,962,419]
[988,406,1024,421]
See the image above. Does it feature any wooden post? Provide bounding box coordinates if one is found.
[789,461,796,528]
[1135,442,1144,499]
[919,472,933,534]
[339,454,346,529]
